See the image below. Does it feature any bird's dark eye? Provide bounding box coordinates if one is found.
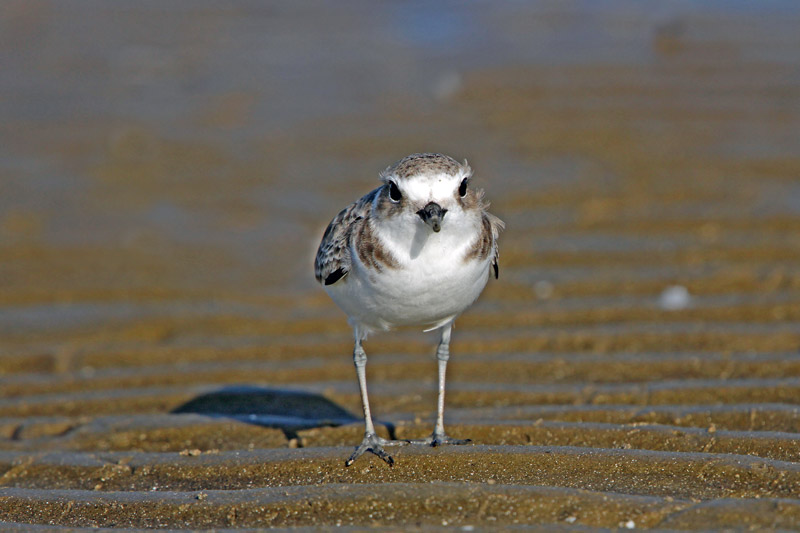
[389,181,402,202]
[458,178,468,198]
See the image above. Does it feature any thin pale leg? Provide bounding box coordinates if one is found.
[409,322,471,447]
[346,329,407,466]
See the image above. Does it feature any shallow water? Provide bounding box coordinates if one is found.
[2,0,800,529]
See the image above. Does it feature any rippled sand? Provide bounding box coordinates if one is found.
[2,1,800,529]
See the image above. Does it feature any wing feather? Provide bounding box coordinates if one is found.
[314,187,379,285]
[485,211,505,279]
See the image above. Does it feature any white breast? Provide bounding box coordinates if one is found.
[325,210,491,334]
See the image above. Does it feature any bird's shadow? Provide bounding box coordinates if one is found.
[172,385,395,442]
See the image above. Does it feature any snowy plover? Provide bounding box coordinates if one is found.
[315,153,504,465]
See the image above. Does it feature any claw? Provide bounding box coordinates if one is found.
[345,433,408,467]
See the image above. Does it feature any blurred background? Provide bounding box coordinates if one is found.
[4,0,798,311]
[3,0,800,395]
[2,1,800,527]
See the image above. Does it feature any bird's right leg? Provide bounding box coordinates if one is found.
[346,334,406,466]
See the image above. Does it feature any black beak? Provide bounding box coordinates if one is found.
[417,202,447,233]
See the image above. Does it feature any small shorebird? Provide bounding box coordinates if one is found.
[315,153,504,465]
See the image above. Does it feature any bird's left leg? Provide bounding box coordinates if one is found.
[409,322,471,447]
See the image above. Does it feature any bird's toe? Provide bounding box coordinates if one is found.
[345,433,406,467]
[407,432,471,447]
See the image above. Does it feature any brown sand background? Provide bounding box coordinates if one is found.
[2,1,800,529]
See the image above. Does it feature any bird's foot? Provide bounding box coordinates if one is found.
[407,431,471,447]
[345,433,408,467]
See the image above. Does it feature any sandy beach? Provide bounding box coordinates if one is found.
[2,1,800,529]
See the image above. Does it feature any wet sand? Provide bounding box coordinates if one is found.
[2,1,800,529]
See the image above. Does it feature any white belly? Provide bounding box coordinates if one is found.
[326,224,491,333]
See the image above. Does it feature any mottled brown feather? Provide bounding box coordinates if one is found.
[380,153,465,183]
[465,214,493,262]
[315,186,399,285]
[356,218,399,273]
[462,188,504,279]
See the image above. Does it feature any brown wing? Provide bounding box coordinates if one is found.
[314,187,380,285]
[485,211,505,279]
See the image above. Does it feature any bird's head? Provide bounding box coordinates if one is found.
[375,153,481,233]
